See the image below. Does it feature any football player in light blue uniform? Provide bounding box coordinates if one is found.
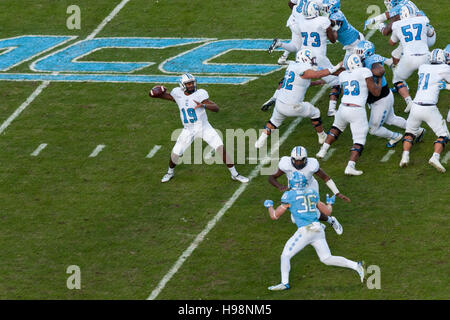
[354,40,424,147]
[322,0,364,58]
[445,45,450,65]
[264,172,365,291]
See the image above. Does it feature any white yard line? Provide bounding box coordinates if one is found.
[380,150,396,162]
[147,30,378,300]
[322,148,336,161]
[30,143,48,156]
[146,145,162,158]
[0,0,131,136]
[89,144,106,157]
[442,151,450,164]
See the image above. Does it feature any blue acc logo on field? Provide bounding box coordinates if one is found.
[0,36,284,85]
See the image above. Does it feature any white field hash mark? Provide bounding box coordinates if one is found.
[89,145,106,157]
[0,0,131,136]
[442,151,450,164]
[322,148,336,161]
[147,28,378,300]
[380,150,395,162]
[146,145,162,158]
[30,143,48,156]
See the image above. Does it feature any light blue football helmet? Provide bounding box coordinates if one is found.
[321,0,340,16]
[289,172,308,190]
[355,40,375,60]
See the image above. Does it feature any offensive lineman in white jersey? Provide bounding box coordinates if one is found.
[255,49,343,149]
[149,73,249,183]
[389,4,430,113]
[317,54,383,175]
[269,146,350,234]
[400,49,450,173]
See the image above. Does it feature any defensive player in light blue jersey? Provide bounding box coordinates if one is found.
[321,0,364,57]
[445,45,450,65]
[264,172,365,291]
[354,40,424,147]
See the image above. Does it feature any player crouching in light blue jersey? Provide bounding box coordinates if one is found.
[354,40,424,148]
[264,172,365,291]
[321,0,364,58]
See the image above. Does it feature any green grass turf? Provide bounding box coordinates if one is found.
[0,0,448,299]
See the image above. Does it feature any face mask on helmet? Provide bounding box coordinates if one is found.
[290,146,308,170]
[355,41,375,60]
[179,73,197,93]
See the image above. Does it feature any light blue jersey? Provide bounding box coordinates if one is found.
[445,44,450,55]
[281,187,320,228]
[364,54,387,87]
[329,10,360,46]
[389,0,425,18]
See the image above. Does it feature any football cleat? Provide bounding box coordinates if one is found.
[415,128,426,143]
[399,155,409,168]
[231,174,249,183]
[356,261,366,283]
[268,38,281,54]
[428,156,446,173]
[327,107,336,117]
[277,55,289,65]
[344,166,363,176]
[255,133,269,149]
[268,283,290,291]
[329,216,343,235]
[316,147,327,159]
[261,98,276,111]
[318,131,327,145]
[386,132,403,148]
[161,172,174,183]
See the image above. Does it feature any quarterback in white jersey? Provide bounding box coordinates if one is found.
[389,5,430,112]
[149,73,249,183]
[317,54,383,176]
[269,146,349,233]
[255,49,342,149]
[400,49,450,173]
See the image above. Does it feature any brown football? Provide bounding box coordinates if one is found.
[149,85,166,97]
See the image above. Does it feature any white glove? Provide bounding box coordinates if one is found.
[328,61,343,74]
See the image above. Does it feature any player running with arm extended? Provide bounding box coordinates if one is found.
[255,49,343,149]
[400,49,450,173]
[269,146,349,234]
[316,54,383,176]
[150,73,249,183]
[264,172,365,291]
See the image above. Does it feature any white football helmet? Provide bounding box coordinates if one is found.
[295,49,317,66]
[303,1,321,19]
[345,54,363,71]
[400,4,416,20]
[290,146,308,170]
[430,49,446,65]
[179,73,197,93]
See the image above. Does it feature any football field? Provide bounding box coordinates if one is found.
[0,0,448,300]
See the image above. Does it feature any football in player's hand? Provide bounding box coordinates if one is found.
[149,85,166,97]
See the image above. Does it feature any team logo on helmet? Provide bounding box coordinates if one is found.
[344,54,363,71]
[355,40,375,60]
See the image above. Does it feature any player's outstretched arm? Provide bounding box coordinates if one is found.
[301,62,343,80]
[317,201,332,216]
[269,169,289,192]
[314,168,351,202]
[194,99,219,112]
[265,200,289,220]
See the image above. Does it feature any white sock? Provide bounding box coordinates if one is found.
[405,96,412,104]
[322,143,330,152]
[281,254,291,285]
[433,152,440,159]
[282,50,289,58]
[402,151,410,157]
[328,100,337,110]
[348,160,356,168]
[168,167,174,174]
[228,166,238,177]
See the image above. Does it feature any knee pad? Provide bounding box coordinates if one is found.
[403,133,415,144]
[328,126,342,139]
[434,136,449,147]
[394,81,408,92]
[350,143,364,155]
[329,85,341,97]
[311,117,322,127]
